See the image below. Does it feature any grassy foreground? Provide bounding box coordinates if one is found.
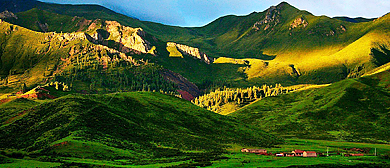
[0,91,281,167]
[1,138,389,167]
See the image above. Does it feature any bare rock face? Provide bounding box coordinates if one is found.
[37,21,48,32]
[290,17,308,29]
[339,25,347,32]
[87,21,155,55]
[167,42,213,64]
[253,6,281,31]
[92,45,139,66]
[0,10,17,19]
[57,32,87,41]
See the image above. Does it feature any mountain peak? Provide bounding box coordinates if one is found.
[252,2,297,32]
[277,1,291,7]
[276,1,300,11]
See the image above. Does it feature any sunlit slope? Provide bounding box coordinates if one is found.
[0,92,281,161]
[2,10,246,89]
[0,20,181,95]
[4,1,390,87]
[3,8,91,33]
[230,70,390,142]
[213,16,390,85]
[0,20,73,86]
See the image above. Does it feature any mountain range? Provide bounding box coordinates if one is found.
[0,0,390,167]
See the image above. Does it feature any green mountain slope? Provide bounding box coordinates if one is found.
[0,19,183,96]
[230,69,390,143]
[334,16,376,23]
[186,3,390,85]
[0,92,281,165]
[39,2,390,85]
[3,8,92,33]
[3,1,390,87]
[0,15,244,94]
[2,1,390,88]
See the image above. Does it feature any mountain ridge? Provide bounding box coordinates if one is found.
[2,1,390,93]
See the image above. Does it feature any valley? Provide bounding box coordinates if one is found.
[0,0,389,167]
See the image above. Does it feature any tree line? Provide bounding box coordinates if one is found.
[53,47,178,94]
[192,84,305,113]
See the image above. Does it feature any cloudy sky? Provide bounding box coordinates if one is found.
[39,0,390,27]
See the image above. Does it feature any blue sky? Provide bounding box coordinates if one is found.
[39,0,390,27]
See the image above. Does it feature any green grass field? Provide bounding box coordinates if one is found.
[212,138,390,168]
[2,138,389,167]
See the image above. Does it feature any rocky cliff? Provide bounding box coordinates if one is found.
[0,20,141,87]
[0,10,18,19]
[290,17,308,29]
[86,20,156,55]
[167,42,213,64]
[253,5,281,31]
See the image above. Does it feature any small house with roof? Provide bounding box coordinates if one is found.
[292,149,304,157]
[303,151,317,157]
[241,148,267,154]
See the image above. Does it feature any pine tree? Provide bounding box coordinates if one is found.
[21,83,27,93]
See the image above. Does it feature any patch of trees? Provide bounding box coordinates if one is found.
[43,81,70,91]
[192,84,303,112]
[53,48,177,94]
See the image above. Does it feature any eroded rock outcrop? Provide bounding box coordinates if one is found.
[290,17,308,29]
[37,21,49,32]
[87,21,155,55]
[253,6,281,31]
[0,10,17,19]
[56,32,88,42]
[167,42,213,64]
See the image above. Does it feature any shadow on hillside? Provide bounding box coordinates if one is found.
[84,30,141,55]
[371,45,390,66]
[221,50,276,60]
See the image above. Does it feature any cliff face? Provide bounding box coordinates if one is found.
[105,21,154,54]
[167,42,213,64]
[0,10,18,19]
[253,5,281,31]
[87,20,156,55]
[0,20,142,87]
[290,17,308,29]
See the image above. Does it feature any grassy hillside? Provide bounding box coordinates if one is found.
[230,69,390,143]
[3,8,91,33]
[32,1,390,85]
[0,19,183,96]
[334,17,376,23]
[0,91,281,166]
[192,3,390,85]
[1,9,246,90]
